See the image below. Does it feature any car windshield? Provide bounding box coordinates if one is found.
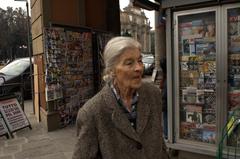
[0,59,29,76]
[142,57,154,63]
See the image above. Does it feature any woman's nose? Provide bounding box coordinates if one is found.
[135,62,143,72]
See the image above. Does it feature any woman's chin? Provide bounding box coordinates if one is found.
[132,80,142,89]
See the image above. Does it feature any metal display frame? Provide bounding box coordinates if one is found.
[221,3,240,157]
[168,5,240,156]
[173,6,221,147]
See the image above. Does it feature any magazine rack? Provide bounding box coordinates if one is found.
[217,108,240,159]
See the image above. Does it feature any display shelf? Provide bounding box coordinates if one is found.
[44,27,95,126]
[176,10,217,144]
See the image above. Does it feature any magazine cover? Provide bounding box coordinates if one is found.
[196,89,204,104]
[202,130,216,144]
[204,89,216,106]
[195,39,216,56]
[179,22,192,28]
[198,75,205,89]
[180,62,189,70]
[229,35,240,53]
[203,61,216,73]
[188,56,200,71]
[228,90,240,110]
[182,39,190,55]
[203,113,216,124]
[185,105,202,124]
[228,15,240,35]
[180,122,197,139]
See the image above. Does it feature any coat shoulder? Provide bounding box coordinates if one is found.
[140,82,161,95]
[78,85,111,116]
[139,82,162,112]
[80,90,104,115]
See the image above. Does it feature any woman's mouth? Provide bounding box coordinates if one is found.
[133,75,142,80]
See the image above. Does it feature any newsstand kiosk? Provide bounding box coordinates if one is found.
[162,0,240,158]
[30,0,119,131]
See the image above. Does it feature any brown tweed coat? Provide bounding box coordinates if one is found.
[72,82,169,159]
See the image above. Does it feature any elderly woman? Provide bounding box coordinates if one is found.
[72,36,169,159]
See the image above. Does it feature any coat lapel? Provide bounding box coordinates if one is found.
[136,89,150,134]
[112,108,140,142]
[102,85,140,142]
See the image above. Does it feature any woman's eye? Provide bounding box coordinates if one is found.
[125,60,134,65]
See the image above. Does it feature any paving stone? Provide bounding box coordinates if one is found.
[27,135,50,143]
[0,155,13,159]
[15,124,44,138]
[53,137,76,152]
[31,152,67,159]
[2,145,20,155]
[22,138,53,151]
[6,138,26,146]
[64,152,73,159]
[47,126,76,140]
[0,140,6,147]
[15,143,60,159]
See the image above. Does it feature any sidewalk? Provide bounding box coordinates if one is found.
[0,100,76,159]
[0,77,155,159]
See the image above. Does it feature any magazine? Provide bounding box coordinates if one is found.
[185,105,202,124]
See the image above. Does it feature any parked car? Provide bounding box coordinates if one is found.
[142,55,155,75]
[0,57,32,99]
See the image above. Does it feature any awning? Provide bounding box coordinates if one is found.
[133,0,160,11]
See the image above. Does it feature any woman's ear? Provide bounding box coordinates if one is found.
[111,71,116,78]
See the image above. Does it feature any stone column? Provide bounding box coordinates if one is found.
[144,28,147,53]
[143,29,146,52]
[154,9,165,84]
[147,32,150,53]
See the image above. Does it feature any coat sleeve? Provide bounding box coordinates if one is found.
[161,137,170,159]
[72,108,99,159]
[153,86,170,159]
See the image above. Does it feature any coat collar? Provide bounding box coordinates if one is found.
[101,84,150,142]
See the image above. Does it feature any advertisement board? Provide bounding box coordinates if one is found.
[0,114,9,138]
[0,98,31,132]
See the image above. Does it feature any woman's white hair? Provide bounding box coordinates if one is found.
[103,36,141,82]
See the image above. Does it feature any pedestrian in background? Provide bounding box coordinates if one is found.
[160,58,168,139]
[72,36,169,159]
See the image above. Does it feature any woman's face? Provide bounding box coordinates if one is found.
[113,48,144,90]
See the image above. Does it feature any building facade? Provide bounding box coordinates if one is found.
[120,1,152,54]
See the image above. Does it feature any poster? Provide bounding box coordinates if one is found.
[0,98,30,132]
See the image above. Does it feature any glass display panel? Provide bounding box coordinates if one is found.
[178,12,216,143]
[227,7,240,147]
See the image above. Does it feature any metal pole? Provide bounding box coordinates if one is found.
[154,10,161,71]
[153,8,165,85]
[26,1,35,113]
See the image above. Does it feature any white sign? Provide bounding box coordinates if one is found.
[152,69,157,82]
[0,98,30,132]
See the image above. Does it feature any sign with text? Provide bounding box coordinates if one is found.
[0,98,30,132]
[0,115,8,137]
